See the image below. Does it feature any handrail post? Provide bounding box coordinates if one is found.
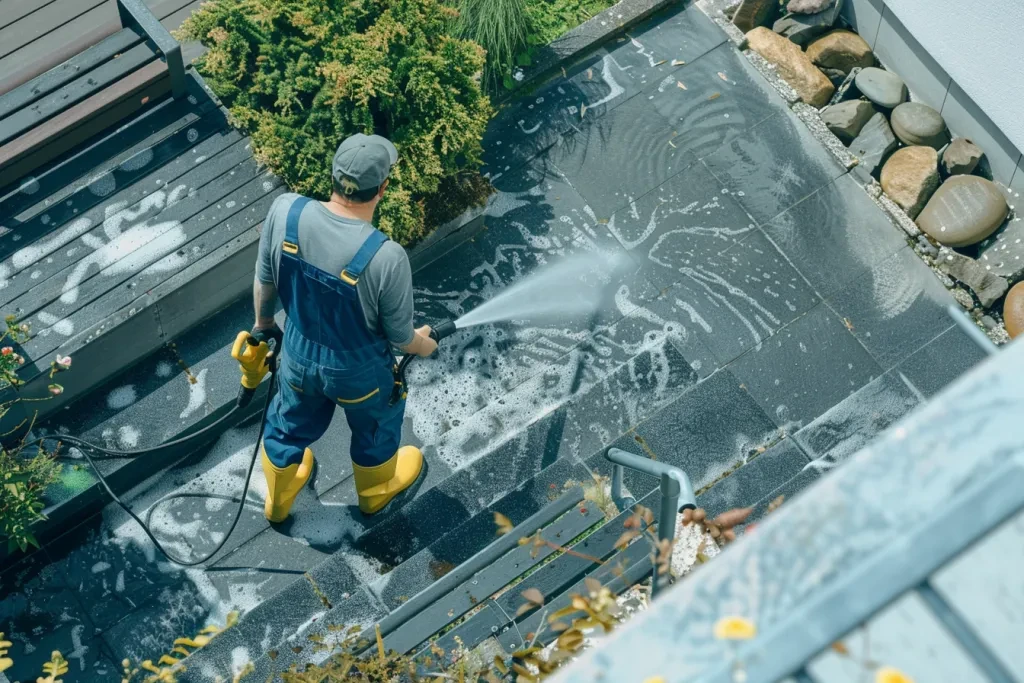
[605,448,696,597]
[117,0,186,98]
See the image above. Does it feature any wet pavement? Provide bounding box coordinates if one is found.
[0,3,991,681]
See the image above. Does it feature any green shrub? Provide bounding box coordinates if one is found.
[0,317,64,553]
[176,0,494,246]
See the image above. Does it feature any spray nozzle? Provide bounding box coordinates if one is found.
[429,320,457,342]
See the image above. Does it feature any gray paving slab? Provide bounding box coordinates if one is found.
[761,173,909,299]
[794,371,921,472]
[695,437,811,518]
[727,302,883,429]
[826,247,958,370]
[895,325,989,399]
[550,94,698,220]
[643,42,785,162]
[703,111,849,225]
[588,368,779,499]
[645,220,823,365]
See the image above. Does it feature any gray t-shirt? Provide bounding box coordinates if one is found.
[256,192,415,347]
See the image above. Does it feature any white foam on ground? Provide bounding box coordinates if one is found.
[119,148,154,172]
[18,176,40,195]
[117,425,141,448]
[35,310,75,336]
[179,368,209,420]
[156,361,174,378]
[107,385,137,409]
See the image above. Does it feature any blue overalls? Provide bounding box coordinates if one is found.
[262,196,406,470]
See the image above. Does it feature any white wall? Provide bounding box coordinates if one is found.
[882,0,1024,154]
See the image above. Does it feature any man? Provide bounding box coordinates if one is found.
[252,133,437,523]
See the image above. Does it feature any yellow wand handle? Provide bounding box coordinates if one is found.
[231,330,270,390]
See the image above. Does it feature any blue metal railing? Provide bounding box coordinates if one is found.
[606,447,696,596]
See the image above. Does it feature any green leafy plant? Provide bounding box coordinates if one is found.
[452,0,530,92]
[0,316,68,553]
[176,0,494,246]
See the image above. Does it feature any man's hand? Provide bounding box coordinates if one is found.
[252,322,284,355]
[412,325,438,358]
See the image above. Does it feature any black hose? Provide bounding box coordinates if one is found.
[26,376,277,566]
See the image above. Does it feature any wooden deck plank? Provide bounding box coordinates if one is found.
[0,0,109,61]
[0,60,169,186]
[0,0,64,34]
[1,133,252,310]
[25,185,283,359]
[0,0,197,97]
[0,115,238,277]
[0,28,144,120]
[0,74,215,218]
[0,42,158,147]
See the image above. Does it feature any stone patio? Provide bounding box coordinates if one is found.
[0,3,992,680]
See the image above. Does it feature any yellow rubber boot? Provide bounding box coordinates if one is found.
[261,446,315,523]
[352,446,424,515]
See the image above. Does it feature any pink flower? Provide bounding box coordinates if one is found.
[19,323,29,333]
[1,347,11,356]
[48,383,64,396]
[14,355,24,366]
[55,355,72,370]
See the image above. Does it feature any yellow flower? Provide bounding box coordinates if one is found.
[876,666,915,683]
[713,616,757,640]
[644,678,667,683]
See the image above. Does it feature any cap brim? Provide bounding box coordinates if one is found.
[366,135,398,165]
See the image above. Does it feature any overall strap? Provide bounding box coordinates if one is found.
[340,230,389,286]
[282,196,313,255]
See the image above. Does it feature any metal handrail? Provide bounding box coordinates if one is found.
[116,0,186,98]
[946,304,999,356]
[606,447,696,596]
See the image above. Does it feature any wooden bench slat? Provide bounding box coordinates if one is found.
[0,41,158,147]
[0,0,109,61]
[0,27,143,120]
[0,0,196,98]
[0,60,169,186]
[0,0,62,31]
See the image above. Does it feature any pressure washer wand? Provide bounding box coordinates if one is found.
[389,320,456,406]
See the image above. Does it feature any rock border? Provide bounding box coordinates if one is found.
[693,0,1011,345]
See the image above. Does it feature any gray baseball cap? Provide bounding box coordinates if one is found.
[332,134,399,195]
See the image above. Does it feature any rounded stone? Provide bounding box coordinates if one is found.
[821,99,875,144]
[880,146,940,219]
[855,67,907,109]
[916,175,1010,247]
[747,27,835,107]
[806,30,874,75]
[891,102,949,149]
[788,0,835,13]
[942,137,984,176]
[1004,282,1024,339]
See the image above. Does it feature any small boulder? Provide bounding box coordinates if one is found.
[855,67,907,109]
[880,146,940,218]
[849,112,899,176]
[807,30,874,74]
[891,102,950,149]
[788,0,836,13]
[1004,282,1024,338]
[936,247,1009,309]
[821,100,875,143]
[733,0,780,32]
[772,0,842,47]
[942,138,984,176]
[916,175,1011,247]
[746,27,835,107]
[978,213,1024,283]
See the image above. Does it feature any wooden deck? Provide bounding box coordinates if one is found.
[0,5,276,429]
[0,0,206,98]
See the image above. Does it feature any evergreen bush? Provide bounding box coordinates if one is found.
[177,0,494,246]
